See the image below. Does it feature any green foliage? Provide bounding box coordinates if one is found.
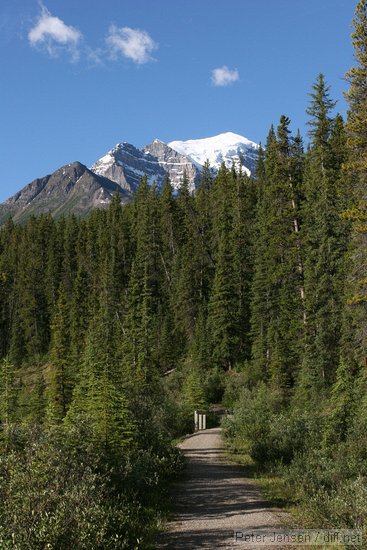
[0,423,180,549]
[223,384,323,465]
[0,358,17,444]
[249,118,304,395]
[300,75,348,392]
[343,0,367,365]
[182,366,207,410]
[286,445,367,539]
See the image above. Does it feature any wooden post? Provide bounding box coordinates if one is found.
[198,414,203,430]
[194,410,199,431]
[203,414,206,430]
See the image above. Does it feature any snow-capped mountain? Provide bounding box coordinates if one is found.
[90,132,258,194]
[169,132,259,176]
[0,132,259,223]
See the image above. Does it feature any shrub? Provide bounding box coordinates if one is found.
[223,384,325,464]
[0,423,182,549]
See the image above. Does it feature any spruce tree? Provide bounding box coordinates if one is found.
[250,128,277,382]
[343,0,367,363]
[233,166,258,361]
[64,320,135,454]
[182,367,207,411]
[300,75,347,392]
[120,178,160,390]
[0,358,16,427]
[173,171,206,342]
[250,118,304,395]
[46,284,71,424]
[207,165,239,370]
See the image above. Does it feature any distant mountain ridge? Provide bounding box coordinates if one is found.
[0,132,258,223]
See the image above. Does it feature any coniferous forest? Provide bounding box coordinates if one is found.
[1,1,367,548]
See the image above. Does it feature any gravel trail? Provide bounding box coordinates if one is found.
[158,427,288,549]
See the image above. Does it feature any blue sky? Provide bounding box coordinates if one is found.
[0,0,355,202]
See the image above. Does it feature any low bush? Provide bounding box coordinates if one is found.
[0,422,182,549]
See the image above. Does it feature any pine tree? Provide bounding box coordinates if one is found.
[300,75,347,392]
[250,118,304,395]
[343,0,367,363]
[64,321,135,454]
[182,367,207,411]
[46,284,71,424]
[207,165,239,370]
[250,128,276,382]
[0,358,17,427]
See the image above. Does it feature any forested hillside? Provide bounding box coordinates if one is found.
[1,1,367,548]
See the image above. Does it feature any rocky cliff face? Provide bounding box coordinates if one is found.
[90,143,168,193]
[143,139,200,193]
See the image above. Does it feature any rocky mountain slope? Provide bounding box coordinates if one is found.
[143,139,200,192]
[0,162,130,224]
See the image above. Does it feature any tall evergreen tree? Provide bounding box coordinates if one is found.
[250,128,276,382]
[64,318,135,454]
[0,357,17,427]
[173,172,206,342]
[207,165,239,370]
[300,75,347,393]
[343,0,367,363]
[46,284,72,424]
[250,117,304,395]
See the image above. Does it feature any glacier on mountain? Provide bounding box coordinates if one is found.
[168,132,259,176]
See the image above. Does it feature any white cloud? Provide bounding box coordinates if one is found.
[28,4,82,61]
[211,66,239,87]
[106,25,157,64]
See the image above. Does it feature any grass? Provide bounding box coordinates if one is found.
[223,443,346,550]
[224,444,294,508]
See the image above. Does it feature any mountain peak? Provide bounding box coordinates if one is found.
[0,162,130,224]
[168,132,258,175]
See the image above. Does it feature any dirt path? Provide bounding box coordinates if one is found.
[158,427,288,549]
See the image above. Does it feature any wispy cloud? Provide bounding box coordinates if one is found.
[86,47,104,67]
[28,3,82,61]
[211,66,239,87]
[106,25,158,64]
